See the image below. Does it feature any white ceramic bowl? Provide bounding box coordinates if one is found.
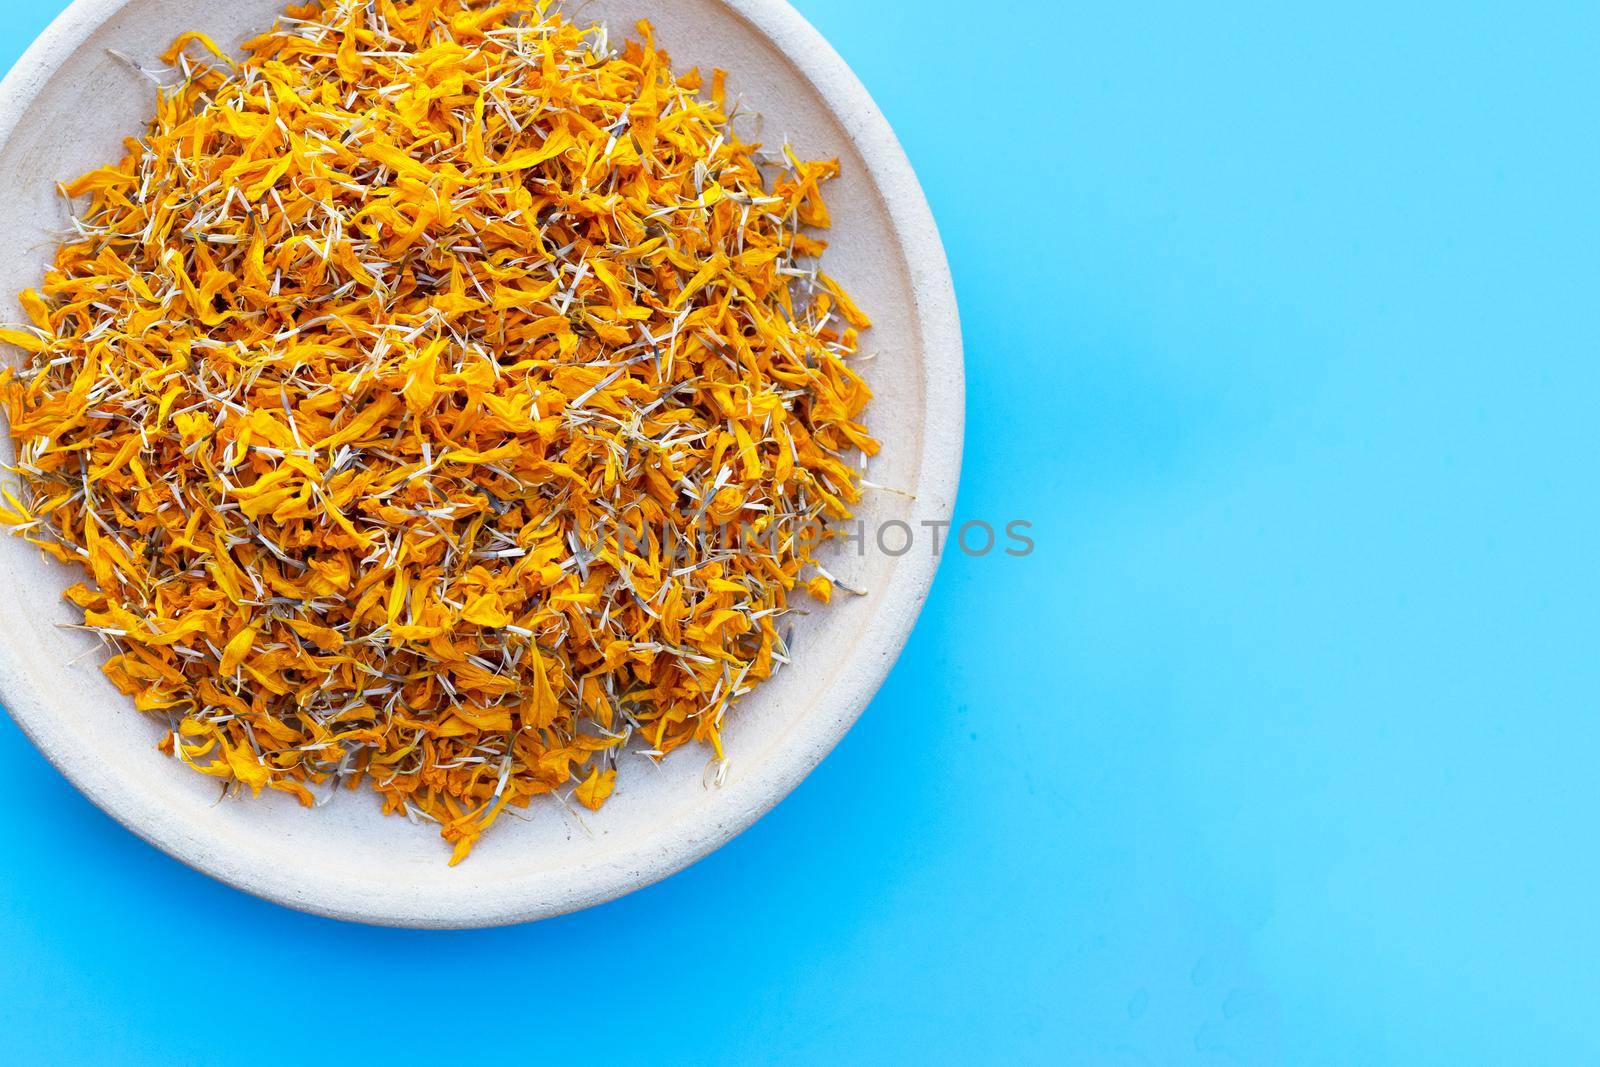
[0,0,962,928]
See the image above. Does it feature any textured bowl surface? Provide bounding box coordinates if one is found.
[0,0,962,928]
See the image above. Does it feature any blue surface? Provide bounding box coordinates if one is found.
[3,1,1598,1062]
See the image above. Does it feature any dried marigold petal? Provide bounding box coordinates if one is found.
[0,0,875,864]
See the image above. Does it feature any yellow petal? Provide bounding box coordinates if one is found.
[219,625,259,674]
[575,767,616,811]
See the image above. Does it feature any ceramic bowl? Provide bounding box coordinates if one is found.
[0,0,962,927]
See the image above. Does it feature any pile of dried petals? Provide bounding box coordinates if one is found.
[0,0,874,863]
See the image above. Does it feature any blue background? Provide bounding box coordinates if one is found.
[3,1,1597,1062]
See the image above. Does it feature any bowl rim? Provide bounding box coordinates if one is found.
[0,0,964,928]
